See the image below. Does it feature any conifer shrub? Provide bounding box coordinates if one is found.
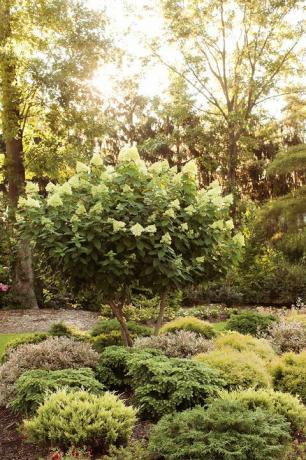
[133,330,214,358]
[270,351,306,403]
[128,354,225,420]
[148,400,291,460]
[194,349,271,389]
[159,316,215,339]
[11,368,104,415]
[23,389,137,450]
[214,331,276,361]
[226,310,277,336]
[218,388,306,436]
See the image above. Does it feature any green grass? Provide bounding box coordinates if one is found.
[212,321,227,332]
[0,333,33,358]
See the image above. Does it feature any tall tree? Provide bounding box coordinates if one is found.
[0,0,110,307]
[160,0,305,219]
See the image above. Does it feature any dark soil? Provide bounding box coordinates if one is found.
[0,407,48,460]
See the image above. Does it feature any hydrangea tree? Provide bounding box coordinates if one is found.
[18,146,243,345]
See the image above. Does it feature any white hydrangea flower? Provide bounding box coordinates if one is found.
[118,145,140,163]
[90,153,103,167]
[170,199,180,209]
[182,159,198,177]
[112,219,126,232]
[76,202,87,215]
[68,175,80,188]
[225,219,234,230]
[161,232,172,245]
[25,182,39,194]
[46,182,56,192]
[185,204,195,215]
[47,194,63,207]
[123,184,132,193]
[76,161,90,174]
[130,223,144,237]
[91,184,108,197]
[145,224,157,234]
[59,182,72,196]
[180,223,188,231]
[164,208,175,218]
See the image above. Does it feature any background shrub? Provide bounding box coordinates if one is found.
[128,354,224,420]
[133,330,214,358]
[269,321,306,353]
[11,367,104,414]
[23,389,136,450]
[159,316,215,339]
[95,346,161,390]
[194,349,271,389]
[0,337,99,404]
[226,310,277,336]
[0,333,49,363]
[214,331,276,361]
[270,351,306,403]
[148,400,291,460]
[218,388,306,436]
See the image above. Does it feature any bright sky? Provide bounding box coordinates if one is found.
[87,0,305,119]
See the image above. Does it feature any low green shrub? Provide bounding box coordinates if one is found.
[134,330,214,358]
[270,351,306,403]
[194,349,271,389]
[128,354,224,420]
[148,400,291,460]
[95,346,161,390]
[1,333,49,363]
[226,310,277,336]
[159,316,215,339]
[0,337,99,405]
[269,320,306,353]
[23,389,137,450]
[218,388,306,436]
[214,331,276,361]
[11,368,104,415]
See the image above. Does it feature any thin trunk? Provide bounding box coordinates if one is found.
[110,301,133,347]
[1,0,38,308]
[154,288,168,335]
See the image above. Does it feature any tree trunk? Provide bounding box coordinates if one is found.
[1,1,38,308]
[154,289,168,335]
[110,301,133,347]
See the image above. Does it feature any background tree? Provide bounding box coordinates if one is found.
[160,0,305,219]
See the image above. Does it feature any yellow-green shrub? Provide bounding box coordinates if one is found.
[159,316,215,339]
[23,389,137,450]
[214,331,276,361]
[218,388,306,435]
[270,351,306,404]
[194,349,271,389]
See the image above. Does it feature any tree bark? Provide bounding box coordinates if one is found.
[154,288,168,335]
[110,301,133,347]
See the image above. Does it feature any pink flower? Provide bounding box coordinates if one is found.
[0,283,9,292]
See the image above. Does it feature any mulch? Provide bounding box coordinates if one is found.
[0,407,48,460]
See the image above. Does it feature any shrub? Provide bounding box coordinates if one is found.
[0,337,99,404]
[23,389,137,450]
[0,333,49,363]
[11,368,104,415]
[270,351,306,403]
[128,354,225,420]
[226,310,277,336]
[214,331,276,361]
[218,388,306,436]
[269,320,306,353]
[159,316,215,339]
[148,400,291,460]
[133,330,214,358]
[95,346,162,390]
[194,349,271,389]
